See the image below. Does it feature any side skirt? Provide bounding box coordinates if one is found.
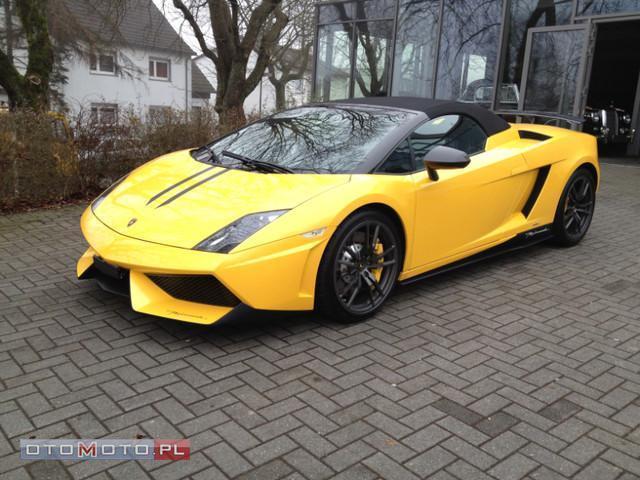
[399,225,554,286]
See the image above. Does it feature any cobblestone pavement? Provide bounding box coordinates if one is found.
[1,162,640,480]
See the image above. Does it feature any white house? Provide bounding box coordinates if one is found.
[0,0,214,120]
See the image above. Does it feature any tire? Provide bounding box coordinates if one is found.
[551,168,596,247]
[316,210,402,323]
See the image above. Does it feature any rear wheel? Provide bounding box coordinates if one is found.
[316,210,402,323]
[552,168,596,246]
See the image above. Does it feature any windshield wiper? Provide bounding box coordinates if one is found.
[291,166,334,174]
[221,150,294,174]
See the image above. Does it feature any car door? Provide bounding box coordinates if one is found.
[409,114,531,270]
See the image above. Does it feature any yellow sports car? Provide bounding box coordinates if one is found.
[78,97,599,324]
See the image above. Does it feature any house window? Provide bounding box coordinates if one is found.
[148,105,171,123]
[149,59,171,80]
[90,53,116,74]
[90,103,118,125]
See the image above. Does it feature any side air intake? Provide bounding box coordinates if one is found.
[522,166,551,217]
[519,130,551,142]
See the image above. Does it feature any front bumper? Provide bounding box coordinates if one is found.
[77,208,331,325]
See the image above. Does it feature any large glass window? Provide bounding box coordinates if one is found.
[577,0,640,16]
[497,0,573,110]
[354,0,396,19]
[354,21,394,98]
[391,0,440,97]
[319,2,354,23]
[318,0,396,22]
[315,24,353,101]
[522,28,586,115]
[316,1,396,101]
[435,0,502,105]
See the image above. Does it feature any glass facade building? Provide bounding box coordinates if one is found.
[312,0,640,129]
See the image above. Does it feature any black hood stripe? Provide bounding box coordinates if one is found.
[146,165,216,206]
[156,169,228,208]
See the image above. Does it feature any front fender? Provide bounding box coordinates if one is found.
[238,174,416,273]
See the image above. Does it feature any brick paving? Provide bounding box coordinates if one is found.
[1,162,640,479]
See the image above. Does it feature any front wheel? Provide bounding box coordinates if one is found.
[552,168,596,247]
[316,210,402,323]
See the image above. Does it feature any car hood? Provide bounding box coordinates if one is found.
[92,150,350,249]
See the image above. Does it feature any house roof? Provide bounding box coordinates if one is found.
[63,0,194,55]
[192,65,215,97]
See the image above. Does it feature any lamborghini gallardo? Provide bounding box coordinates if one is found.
[78,97,599,324]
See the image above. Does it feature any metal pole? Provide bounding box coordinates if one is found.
[432,0,445,98]
[627,70,640,157]
[311,3,320,100]
[388,0,401,96]
[491,0,511,111]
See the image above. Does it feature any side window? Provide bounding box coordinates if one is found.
[377,139,414,174]
[410,115,487,161]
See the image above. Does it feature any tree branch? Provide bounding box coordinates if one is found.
[209,0,236,65]
[172,0,219,67]
[240,0,283,53]
[0,47,23,105]
[19,0,54,82]
[229,0,241,50]
[244,6,288,96]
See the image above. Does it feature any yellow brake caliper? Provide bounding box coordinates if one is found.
[372,241,384,283]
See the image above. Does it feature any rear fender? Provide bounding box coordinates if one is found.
[518,128,599,224]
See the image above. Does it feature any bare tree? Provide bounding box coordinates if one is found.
[2,0,15,62]
[169,0,288,131]
[0,0,54,110]
[266,0,314,110]
[0,0,132,110]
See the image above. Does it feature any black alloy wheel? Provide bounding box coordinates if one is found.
[552,168,596,246]
[317,211,402,323]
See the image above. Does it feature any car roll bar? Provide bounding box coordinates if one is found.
[494,110,584,127]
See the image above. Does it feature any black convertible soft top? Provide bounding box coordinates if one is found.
[330,96,511,137]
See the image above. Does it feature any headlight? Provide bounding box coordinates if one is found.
[194,210,289,253]
[91,176,128,213]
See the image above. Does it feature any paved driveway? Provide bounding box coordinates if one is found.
[1,162,640,480]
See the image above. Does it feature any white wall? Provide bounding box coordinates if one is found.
[63,46,192,117]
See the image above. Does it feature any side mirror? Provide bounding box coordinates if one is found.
[423,146,471,181]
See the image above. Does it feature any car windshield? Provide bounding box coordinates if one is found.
[205,106,416,173]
